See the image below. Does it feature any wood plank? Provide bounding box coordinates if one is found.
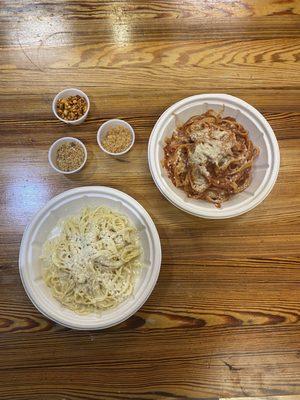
[221,396,300,400]
[1,0,300,20]
[1,39,299,92]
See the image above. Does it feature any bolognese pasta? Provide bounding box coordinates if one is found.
[163,109,259,207]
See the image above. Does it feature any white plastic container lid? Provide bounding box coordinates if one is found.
[19,186,161,330]
[148,94,280,219]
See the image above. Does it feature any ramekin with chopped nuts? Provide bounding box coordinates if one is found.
[52,88,90,125]
[97,119,135,156]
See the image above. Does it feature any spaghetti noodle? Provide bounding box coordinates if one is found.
[163,110,259,207]
[42,206,142,314]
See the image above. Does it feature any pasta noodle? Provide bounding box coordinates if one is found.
[42,206,142,314]
[163,109,260,207]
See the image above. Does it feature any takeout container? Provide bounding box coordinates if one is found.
[97,119,135,156]
[148,94,280,219]
[52,88,90,125]
[48,137,87,174]
[19,186,161,330]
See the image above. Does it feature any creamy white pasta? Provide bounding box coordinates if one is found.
[41,206,142,314]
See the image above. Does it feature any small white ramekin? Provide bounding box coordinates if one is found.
[48,137,87,174]
[97,119,135,156]
[52,88,90,125]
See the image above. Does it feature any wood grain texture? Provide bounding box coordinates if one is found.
[0,0,300,399]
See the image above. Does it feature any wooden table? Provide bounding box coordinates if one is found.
[1,1,300,399]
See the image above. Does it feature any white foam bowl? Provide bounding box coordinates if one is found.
[148,94,280,219]
[19,187,161,330]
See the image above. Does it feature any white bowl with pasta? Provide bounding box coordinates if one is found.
[148,94,280,219]
[19,186,161,330]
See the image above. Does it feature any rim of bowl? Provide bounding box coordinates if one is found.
[48,137,87,174]
[52,88,90,124]
[97,119,135,156]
